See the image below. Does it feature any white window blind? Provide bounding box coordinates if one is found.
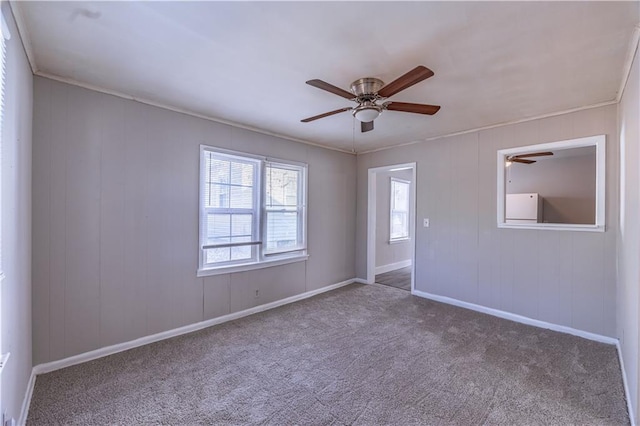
[390,178,410,241]
[202,151,260,267]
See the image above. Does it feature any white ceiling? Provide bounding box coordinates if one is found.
[15,1,640,153]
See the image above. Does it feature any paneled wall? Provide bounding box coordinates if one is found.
[617,46,640,424]
[32,77,356,365]
[1,3,33,422]
[356,105,618,337]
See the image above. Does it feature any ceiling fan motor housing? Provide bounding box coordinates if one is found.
[350,78,384,98]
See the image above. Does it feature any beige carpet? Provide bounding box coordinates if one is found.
[27,283,629,425]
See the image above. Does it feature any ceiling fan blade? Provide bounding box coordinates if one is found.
[385,102,441,115]
[301,107,352,123]
[510,158,536,164]
[361,121,374,133]
[511,151,554,159]
[378,66,434,98]
[305,79,354,100]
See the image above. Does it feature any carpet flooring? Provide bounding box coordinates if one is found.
[27,284,629,425]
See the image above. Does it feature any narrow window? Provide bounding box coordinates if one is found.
[264,162,306,255]
[390,178,410,241]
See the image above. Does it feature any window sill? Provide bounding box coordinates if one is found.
[198,254,309,277]
[389,238,410,244]
[497,223,605,232]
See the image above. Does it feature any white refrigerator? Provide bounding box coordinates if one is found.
[506,193,543,224]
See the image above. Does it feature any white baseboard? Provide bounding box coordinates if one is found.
[411,289,618,345]
[352,278,369,284]
[375,259,412,275]
[33,278,355,376]
[616,340,637,426]
[18,369,36,426]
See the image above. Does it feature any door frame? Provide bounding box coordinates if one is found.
[366,162,417,293]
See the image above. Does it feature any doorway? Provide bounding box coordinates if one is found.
[367,163,416,292]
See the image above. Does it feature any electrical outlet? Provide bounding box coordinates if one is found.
[423,218,430,228]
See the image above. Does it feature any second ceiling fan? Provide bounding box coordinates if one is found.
[507,151,554,164]
[301,65,441,133]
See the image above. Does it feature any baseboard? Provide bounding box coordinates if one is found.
[32,278,356,376]
[616,340,637,426]
[18,369,36,426]
[375,259,412,275]
[352,278,369,284]
[411,289,618,345]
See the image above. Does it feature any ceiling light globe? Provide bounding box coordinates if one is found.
[354,107,381,123]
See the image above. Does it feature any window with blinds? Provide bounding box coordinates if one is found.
[390,178,410,241]
[199,146,307,273]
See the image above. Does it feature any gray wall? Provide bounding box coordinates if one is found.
[617,47,639,424]
[375,169,412,270]
[357,104,618,337]
[507,151,596,224]
[32,77,356,365]
[1,3,33,422]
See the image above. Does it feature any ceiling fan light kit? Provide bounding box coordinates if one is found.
[353,102,382,122]
[301,65,440,133]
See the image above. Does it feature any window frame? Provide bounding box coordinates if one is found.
[198,146,308,276]
[263,160,307,257]
[389,177,411,242]
[496,135,606,232]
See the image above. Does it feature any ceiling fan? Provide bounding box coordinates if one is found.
[507,151,554,164]
[301,66,441,133]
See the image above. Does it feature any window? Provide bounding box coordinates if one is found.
[390,178,410,241]
[497,135,606,232]
[199,146,307,274]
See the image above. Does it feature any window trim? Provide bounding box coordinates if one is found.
[389,177,411,242]
[198,145,308,276]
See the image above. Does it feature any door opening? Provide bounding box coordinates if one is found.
[366,163,416,293]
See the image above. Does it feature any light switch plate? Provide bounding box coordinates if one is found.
[423,218,429,227]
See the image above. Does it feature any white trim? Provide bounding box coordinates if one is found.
[617,25,640,103]
[375,259,412,275]
[616,340,637,426]
[497,135,606,232]
[18,369,36,426]
[352,278,368,285]
[32,278,355,376]
[197,254,308,277]
[411,289,618,345]
[357,100,617,155]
